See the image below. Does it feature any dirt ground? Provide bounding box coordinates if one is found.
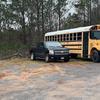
[0,58,100,100]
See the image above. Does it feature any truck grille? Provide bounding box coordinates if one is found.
[54,50,68,55]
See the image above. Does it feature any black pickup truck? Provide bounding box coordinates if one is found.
[30,41,70,62]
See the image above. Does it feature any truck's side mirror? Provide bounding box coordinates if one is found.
[38,42,45,49]
[40,45,45,49]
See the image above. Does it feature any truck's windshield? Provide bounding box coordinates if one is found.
[90,31,100,39]
[45,41,62,48]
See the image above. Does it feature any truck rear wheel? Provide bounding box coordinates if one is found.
[31,53,36,60]
[91,50,100,62]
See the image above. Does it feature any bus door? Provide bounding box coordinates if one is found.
[83,32,89,58]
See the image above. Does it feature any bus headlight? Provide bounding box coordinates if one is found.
[49,50,54,55]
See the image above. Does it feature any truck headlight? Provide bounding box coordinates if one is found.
[49,50,54,55]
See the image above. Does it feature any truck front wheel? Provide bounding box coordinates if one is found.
[45,55,50,62]
[64,57,70,62]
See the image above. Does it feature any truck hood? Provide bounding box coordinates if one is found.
[48,47,69,51]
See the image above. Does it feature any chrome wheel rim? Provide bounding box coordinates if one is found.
[31,53,34,60]
[45,56,49,62]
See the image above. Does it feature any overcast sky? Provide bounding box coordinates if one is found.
[64,0,77,17]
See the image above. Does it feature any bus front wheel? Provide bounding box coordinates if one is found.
[91,50,100,62]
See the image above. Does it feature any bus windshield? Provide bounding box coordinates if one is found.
[90,31,100,39]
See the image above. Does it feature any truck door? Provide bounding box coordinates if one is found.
[36,42,46,58]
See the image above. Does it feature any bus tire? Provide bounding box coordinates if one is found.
[91,50,100,62]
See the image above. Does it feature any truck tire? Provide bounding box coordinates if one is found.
[71,54,78,58]
[30,53,36,60]
[91,50,100,62]
[45,55,50,62]
[64,57,70,62]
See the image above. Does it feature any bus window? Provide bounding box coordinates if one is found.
[66,34,69,41]
[77,33,82,41]
[61,34,63,41]
[58,35,60,41]
[59,35,62,41]
[47,36,49,41]
[73,33,77,41]
[48,36,49,41]
[56,35,57,41]
[64,34,66,41]
[46,36,49,41]
[53,36,54,41]
[50,36,52,41]
[60,35,62,41]
[70,34,72,41]
[61,35,63,41]
[55,35,57,41]
[53,36,55,41]
[49,36,51,41]
[48,36,50,41]
[54,35,57,41]
[52,36,54,41]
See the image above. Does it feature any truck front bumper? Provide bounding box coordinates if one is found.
[48,54,70,60]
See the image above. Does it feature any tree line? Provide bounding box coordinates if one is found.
[0,0,69,45]
[0,0,100,45]
[65,0,100,28]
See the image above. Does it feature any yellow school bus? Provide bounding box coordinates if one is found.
[44,25,100,62]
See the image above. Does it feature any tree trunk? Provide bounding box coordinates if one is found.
[58,0,61,30]
[22,0,26,44]
[36,0,41,42]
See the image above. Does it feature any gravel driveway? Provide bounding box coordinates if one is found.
[0,58,100,100]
